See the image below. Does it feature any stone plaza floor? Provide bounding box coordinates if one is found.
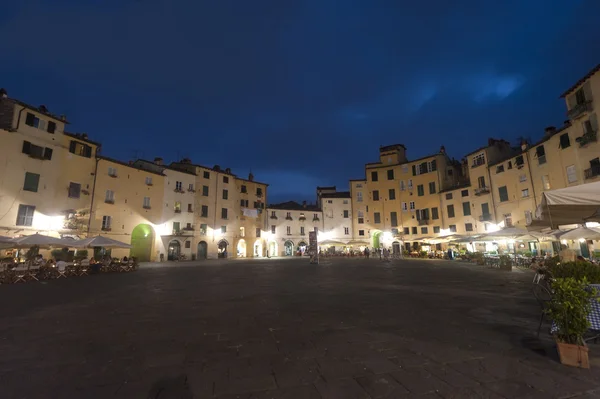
[1,257,600,398]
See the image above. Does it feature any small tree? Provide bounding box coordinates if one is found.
[546,277,597,346]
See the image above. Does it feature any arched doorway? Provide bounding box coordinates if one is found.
[168,240,181,260]
[297,241,307,256]
[254,240,262,257]
[237,239,247,258]
[392,241,401,255]
[197,241,208,260]
[218,240,228,258]
[268,241,277,257]
[284,240,294,256]
[131,224,154,262]
[371,230,382,249]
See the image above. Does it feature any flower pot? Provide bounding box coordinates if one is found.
[556,340,589,369]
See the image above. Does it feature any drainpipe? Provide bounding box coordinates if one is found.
[525,151,538,209]
[213,172,219,243]
[14,107,26,131]
[485,164,498,224]
[86,157,100,236]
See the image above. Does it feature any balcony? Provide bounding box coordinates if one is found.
[104,199,114,204]
[285,216,293,221]
[146,182,153,186]
[183,226,194,231]
[479,214,493,222]
[174,188,185,193]
[143,205,151,210]
[108,173,118,178]
[584,165,600,180]
[101,227,111,231]
[312,217,320,222]
[474,187,490,196]
[576,130,598,148]
[187,188,195,193]
[174,209,182,214]
[418,219,429,226]
[270,215,278,220]
[299,216,306,221]
[567,101,593,120]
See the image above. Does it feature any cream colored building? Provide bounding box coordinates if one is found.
[88,156,165,261]
[169,161,268,259]
[266,201,322,256]
[0,90,98,239]
[316,187,352,245]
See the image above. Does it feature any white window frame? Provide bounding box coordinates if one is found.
[566,165,577,184]
[108,167,117,177]
[102,215,112,229]
[521,189,529,198]
[402,202,407,211]
[143,196,151,208]
[356,192,363,202]
[400,180,405,191]
[105,190,115,202]
[145,177,152,185]
[409,201,415,211]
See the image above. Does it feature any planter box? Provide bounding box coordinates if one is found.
[557,340,589,369]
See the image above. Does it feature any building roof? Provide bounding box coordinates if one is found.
[438,182,471,194]
[169,161,269,186]
[365,152,442,170]
[349,178,366,182]
[64,132,102,147]
[268,201,321,211]
[97,155,165,176]
[7,97,70,124]
[560,63,600,98]
[320,191,351,199]
[135,159,197,176]
[316,186,336,190]
[487,148,525,168]
[380,144,406,151]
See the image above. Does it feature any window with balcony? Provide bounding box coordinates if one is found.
[447,204,455,218]
[16,205,35,226]
[101,215,111,231]
[175,181,183,192]
[371,171,378,181]
[23,172,40,192]
[409,201,415,211]
[173,222,180,233]
[374,212,381,224]
[174,201,181,213]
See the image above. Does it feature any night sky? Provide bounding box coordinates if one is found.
[1,1,599,203]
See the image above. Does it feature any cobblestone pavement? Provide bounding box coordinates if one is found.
[1,257,600,398]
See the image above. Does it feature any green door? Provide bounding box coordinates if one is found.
[131,224,154,262]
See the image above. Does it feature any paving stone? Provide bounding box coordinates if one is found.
[425,363,481,388]
[315,377,371,399]
[436,386,504,399]
[272,359,321,387]
[316,357,368,380]
[355,373,410,398]
[389,366,451,395]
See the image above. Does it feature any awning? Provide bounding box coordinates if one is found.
[535,182,600,228]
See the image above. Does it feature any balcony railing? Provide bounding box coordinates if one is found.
[299,216,306,221]
[418,219,429,226]
[183,226,194,231]
[174,209,182,213]
[312,217,320,222]
[270,215,278,219]
[285,216,293,221]
[101,227,111,231]
[104,199,114,204]
[576,130,598,148]
[567,101,593,120]
[474,187,490,196]
[143,205,151,210]
[174,188,184,193]
[584,165,600,180]
[479,214,493,222]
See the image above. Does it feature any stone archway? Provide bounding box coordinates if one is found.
[284,240,294,256]
[297,241,307,255]
[131,224,155,262]
[237,239,247,258]
[268,241,278,257]
[392,241,401,254]
[218,239,229,258]
[167,239,181,260]
[253,240,262,257]
[197,241,208,260]
[371,230,382,249]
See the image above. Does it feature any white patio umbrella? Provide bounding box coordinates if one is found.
[318,239,346,246]
[71,235,132,249]
[557,226,600,241]
[0,233,70,249]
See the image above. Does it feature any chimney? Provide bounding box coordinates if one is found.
[60,115,66,121]
[563,120,571,126]
[440,145,446,154]
[82,133,88,139]
[39,105,48,113]
[181,158,191,164]
[0,88,7,98]
[545,126,556,136]
[154,157,163,165]
[213,165,221,171]
[248,172,254,181]
[225,168,231,174]
[520,139,528,151]
[128,160,133,165]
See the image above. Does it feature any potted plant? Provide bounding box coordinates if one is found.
[499,254,512,271]
[546,277,597,368]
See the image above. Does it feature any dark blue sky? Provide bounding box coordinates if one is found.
[1,1,599,203]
